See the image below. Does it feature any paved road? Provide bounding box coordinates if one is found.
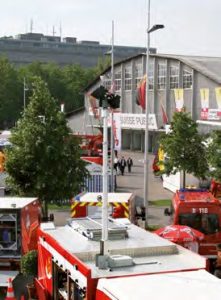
[116,151,173,202]
[115,151,173,226]
[51,152,173,227]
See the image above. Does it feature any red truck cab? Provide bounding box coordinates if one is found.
[168,189,221,263]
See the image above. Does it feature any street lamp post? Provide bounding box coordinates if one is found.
[110,20,115,192]
[144,0,164,229]
[104,21,115,192]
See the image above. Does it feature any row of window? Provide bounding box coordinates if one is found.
[102,63,192,91]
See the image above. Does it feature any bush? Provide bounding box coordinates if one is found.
[21,250,38,277]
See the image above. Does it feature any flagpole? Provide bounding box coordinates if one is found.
[110,20,115,192]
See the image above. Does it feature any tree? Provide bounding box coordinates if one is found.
[206,130,221,181]
[159,111,208,188]
[0,57,23,128]
[62,64,97,112]
[5,77,88,218]
[95,56,111,74]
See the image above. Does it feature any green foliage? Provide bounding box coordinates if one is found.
[21,250,38,277]
[159,111,209,186]
[5,77,88,216]
[18,62,97,113]
[95,56,111,74]
[206,130,221,181]
[0,57,23,128]
[0,56,98,130]
[62,64,94,112]
[149,199,171,206]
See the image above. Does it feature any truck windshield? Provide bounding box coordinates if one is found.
[178,213,219,234]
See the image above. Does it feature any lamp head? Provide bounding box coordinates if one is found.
[148,24,164,34]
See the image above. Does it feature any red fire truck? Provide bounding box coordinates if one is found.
[71,193,134,221]
[34,217,215,300]
[0,197,41,286]
[164,188,221,269]
[76,134,103,165]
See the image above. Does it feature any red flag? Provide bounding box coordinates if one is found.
[160,103,168,124]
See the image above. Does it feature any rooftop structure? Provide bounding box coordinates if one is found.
[0,32,149,68]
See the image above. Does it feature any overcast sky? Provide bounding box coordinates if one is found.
[1,0,221,57]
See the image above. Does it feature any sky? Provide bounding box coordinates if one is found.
[1,0,221,57]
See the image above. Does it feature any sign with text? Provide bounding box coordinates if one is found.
[208,109,221,120]
[119,113,157,130]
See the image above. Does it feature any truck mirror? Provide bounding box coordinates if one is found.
[164,208,171,216]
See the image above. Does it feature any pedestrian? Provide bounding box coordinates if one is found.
[119,156,127,175]
[114,157,118,173]
[127,157,133,173]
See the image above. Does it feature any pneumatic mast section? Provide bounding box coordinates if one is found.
[101,103,109,255]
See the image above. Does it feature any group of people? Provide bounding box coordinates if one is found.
[114,155,133,175]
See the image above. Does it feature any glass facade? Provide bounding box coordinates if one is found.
[170,65,179,89]
[157,62,166,90]
[135,63,143,88]
[115,71,121,91]
[125,66,132,90]
[183,69,193,89]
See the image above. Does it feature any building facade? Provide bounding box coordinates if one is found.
[68,53,221,152]
[0,32,146,68]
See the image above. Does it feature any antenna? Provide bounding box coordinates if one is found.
[30,19,33,33]
[52,26,56,36]
[59,22,62,41]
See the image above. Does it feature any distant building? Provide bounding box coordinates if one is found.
[68,53,221,152]
[0,32,148,68]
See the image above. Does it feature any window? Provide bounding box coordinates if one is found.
[102,73,111,91]
[135,64,143,88]
[125,66,132,90]
[178,213,219,234]
[0,214,18,251]
[170,65,179,89]
[183,69,193,89]
[115,71,121,91]
[157,63,166,90]
[53,261,86,300]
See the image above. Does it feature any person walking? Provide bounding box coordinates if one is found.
[127,157,133,173]
[114,157,118,173]
[119,156,127,175]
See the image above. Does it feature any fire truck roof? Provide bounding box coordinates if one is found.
[40,218,206,279]
[75,192,133,203]
[0,197,38,209]
[97,269,221,300]
[175,189,219,204]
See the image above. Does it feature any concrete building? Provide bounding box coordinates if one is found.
[68,52,221,152]
[0,32,146,68]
